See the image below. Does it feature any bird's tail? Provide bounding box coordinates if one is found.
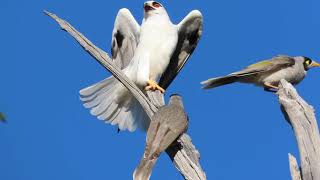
[79,77,149,132]
[201,75,238,89]
[133,158,157,180]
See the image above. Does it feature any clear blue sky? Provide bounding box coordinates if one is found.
[1,0,320,179]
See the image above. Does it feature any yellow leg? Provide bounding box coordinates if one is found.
[145,80,165,93]
[264,82,279,92]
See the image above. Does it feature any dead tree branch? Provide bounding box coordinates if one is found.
[45,11,206,180]
[278,79,320,180]
[288,153,302,180]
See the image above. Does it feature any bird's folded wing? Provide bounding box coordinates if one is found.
[159,10,203,90]
[231,55,295,77]
[111,8,140,69]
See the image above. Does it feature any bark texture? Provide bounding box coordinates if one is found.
[278,79,320,180]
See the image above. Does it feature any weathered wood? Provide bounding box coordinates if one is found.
[146,91,165,109]
[45,11,206,180]
[166,134,206,180]
[278,79,320,180]
[288,153,302,180]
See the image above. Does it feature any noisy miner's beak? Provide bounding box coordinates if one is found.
[310,60,320,67]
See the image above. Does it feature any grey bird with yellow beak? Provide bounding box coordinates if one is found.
[201,55,320,92]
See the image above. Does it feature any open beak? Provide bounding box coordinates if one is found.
[311,61,320,67]
[144,3,154,12]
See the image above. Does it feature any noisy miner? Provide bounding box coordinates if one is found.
[133,94,188,180]
[201,55,320,92]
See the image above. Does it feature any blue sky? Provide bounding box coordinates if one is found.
[1,0,320,179]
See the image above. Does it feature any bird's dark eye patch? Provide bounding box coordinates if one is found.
[303,57,313,70]
[304,57,312,66]
[152,2,162,8]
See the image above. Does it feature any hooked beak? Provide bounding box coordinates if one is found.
[310,61,320,68]
[144,3,154,12]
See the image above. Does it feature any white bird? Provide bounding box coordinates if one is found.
[80,1,203,132]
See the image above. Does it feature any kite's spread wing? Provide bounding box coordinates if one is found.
[111,8,140,69]
[80,9,148,132]
[159,10,203,90]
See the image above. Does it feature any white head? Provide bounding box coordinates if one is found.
[143,1,168,19]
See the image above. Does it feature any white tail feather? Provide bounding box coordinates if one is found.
[80,77,149,131]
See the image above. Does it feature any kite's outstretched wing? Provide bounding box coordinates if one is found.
[111,8,140,69]
[159,10,203,90]
[80,9,148,132]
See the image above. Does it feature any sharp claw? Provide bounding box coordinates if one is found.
[158,87,165,93]
[145,86,153,91]
[145,80,165,93]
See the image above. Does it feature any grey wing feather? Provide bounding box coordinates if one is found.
[111,8,140,69]
[232,55,295,77]
[159,10,203,90]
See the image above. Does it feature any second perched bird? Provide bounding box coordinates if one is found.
[201,55,320,92]
[133,94,188,180]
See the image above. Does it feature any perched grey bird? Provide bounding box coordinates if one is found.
[133,94,188,180]
[80,1,202,131]
[201,55,320,92]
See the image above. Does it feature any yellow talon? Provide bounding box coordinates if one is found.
[264,82,279,91]
[145,80,165,93]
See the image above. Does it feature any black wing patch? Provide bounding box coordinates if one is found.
[115,30,124,48]
[159,11,203,90]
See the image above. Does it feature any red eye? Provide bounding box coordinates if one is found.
[153,2,162,8]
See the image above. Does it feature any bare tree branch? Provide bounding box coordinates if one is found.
[45,11,206,180]
[166,134,206,180]
[278,80,320,180]
[288,153,302,180]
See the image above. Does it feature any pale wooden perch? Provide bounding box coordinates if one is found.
[278,80,320,180]
[45,11,206,180]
